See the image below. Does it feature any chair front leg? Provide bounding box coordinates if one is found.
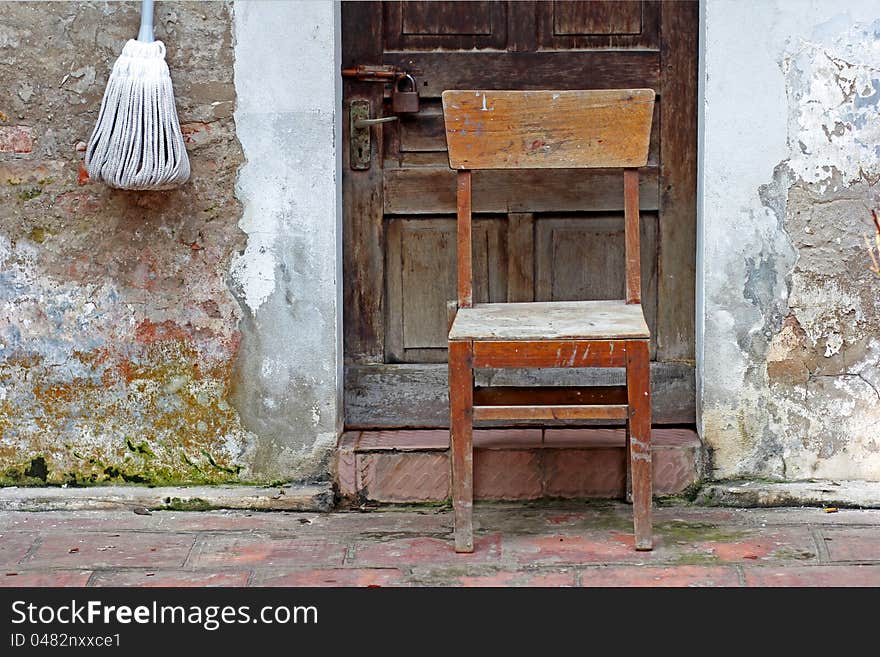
[626,339,652,551]
[449,340,474,553]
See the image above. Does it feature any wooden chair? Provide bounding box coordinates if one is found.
[442,89,655,553]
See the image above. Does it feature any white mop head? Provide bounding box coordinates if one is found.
[85,39,190,190]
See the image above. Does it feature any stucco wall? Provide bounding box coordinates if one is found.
[0,0,341,486]
[700,0,880,481]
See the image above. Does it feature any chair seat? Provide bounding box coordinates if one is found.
[449,299,649,341]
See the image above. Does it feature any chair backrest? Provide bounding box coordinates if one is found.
[442,89,655,308]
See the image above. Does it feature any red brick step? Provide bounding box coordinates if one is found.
[335,428,701,503]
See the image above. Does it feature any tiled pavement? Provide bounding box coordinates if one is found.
[1,502,879,587]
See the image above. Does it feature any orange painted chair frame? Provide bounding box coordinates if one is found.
[442,89,656,552]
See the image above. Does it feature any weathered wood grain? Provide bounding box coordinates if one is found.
[624,168,641,304]
[506,213,535,302]
[442,89,655,169]
[473,385,628,407]
[449,300,649,341]
[473,404,629,421]
[384,51,660,99]
[457,170,473,308]
[657,0,698,361]
[626,339,652,550]
[345,361,694,427]
[470,339,628,369]
[448,340,474,552]
[342,2,385,362]
[384,167,660,214]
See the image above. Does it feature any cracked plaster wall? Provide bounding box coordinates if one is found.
[0,1,342,486]
[701,0,880,481]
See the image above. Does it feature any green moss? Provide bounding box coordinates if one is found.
[17,186,42,201]
[27,227,52,243]
[672,552,722,566]
[161,497,212,511]
[655,520,749,544]
[126,438,155,458]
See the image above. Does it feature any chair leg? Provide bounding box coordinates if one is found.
[449,340,474,553]
[626,340,652,551]
[623,421,633,504]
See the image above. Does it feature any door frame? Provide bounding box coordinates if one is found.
[338,0,702,432]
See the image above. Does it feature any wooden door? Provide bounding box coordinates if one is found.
[343,1,698,428]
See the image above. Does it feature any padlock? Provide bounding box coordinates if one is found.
[392,74,420,113]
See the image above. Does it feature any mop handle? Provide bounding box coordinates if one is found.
[137,0,155,43]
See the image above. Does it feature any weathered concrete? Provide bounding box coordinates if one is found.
[0,483,333,512]
[3,503,880,587]
[0,2,253,485]
[699,0,880,481]
[228,0,342,481]
[697,480,880,508]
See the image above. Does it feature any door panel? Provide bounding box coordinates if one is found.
[386,217,507,362]
[342,0,698,428]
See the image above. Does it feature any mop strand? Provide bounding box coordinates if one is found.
[85,39,190,190]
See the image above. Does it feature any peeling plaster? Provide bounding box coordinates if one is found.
[702,2,880,482]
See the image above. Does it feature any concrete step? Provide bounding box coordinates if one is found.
[335,428,701,503]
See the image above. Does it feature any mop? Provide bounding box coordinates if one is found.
[85,0,190,190]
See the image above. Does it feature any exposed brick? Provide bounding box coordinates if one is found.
[252,568,409,587]
[0,571,92,587]
[358,452,449,502]
[544,448,624,498]
[0,533,39,566]
[188,536,347,569]
[24,532,195,569]
[475,449,542,500]
[821,528,880,562]
[581,565,741,587]
[90,570,250,587]
[743,565,880,587]
[352,533,502,567]
[0,125,34,153]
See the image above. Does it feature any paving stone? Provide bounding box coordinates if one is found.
[90,571,250,587]
[742,565,880,587]
[504,532,651,565]
[0,532,38,566]
[820,528,880,562]
[188,536,347,569]
[456,570,576,587]
[23,532,195,569]
[0,571,92,587]
[580,565,741,587]
[252,568,409,587]
[351,533,502,567]
[678,528,819,563]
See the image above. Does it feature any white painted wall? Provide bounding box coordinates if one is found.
[231,0,342,480]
